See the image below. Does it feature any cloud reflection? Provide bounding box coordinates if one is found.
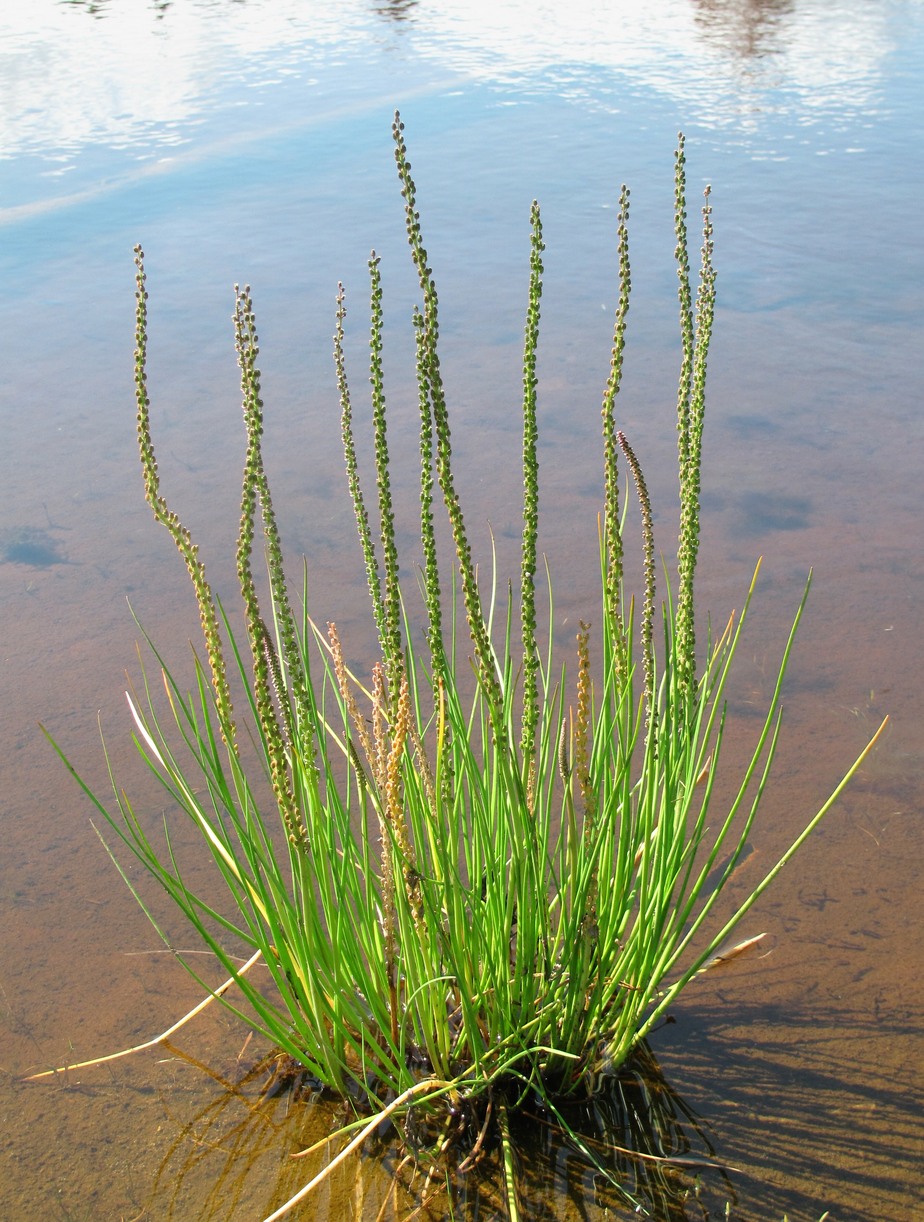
[408,0,893,134]
[0,0,898,205]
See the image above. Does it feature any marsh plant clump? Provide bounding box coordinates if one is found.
[42,115,885,1215]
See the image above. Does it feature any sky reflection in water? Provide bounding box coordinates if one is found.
[0,0,911,221]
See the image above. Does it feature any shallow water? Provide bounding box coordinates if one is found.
[1,1,923,1218]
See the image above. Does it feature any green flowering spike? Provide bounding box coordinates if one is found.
[675,134,695,484]
[133,246,236,747]
[234,286,308,851]
[520,199,543,779]
[234,287,315,750]
[674,137,716,698]
[617,430,657,733]
[601,184,631,637]
[392,111,505,731]
[415,307,443,675]
[369,253,404,699]
[336,283,387,646]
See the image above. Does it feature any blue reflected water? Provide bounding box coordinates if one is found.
[2,0,917,212]
[1,2,922,1218]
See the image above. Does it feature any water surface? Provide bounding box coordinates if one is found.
[1,1,922,1217]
